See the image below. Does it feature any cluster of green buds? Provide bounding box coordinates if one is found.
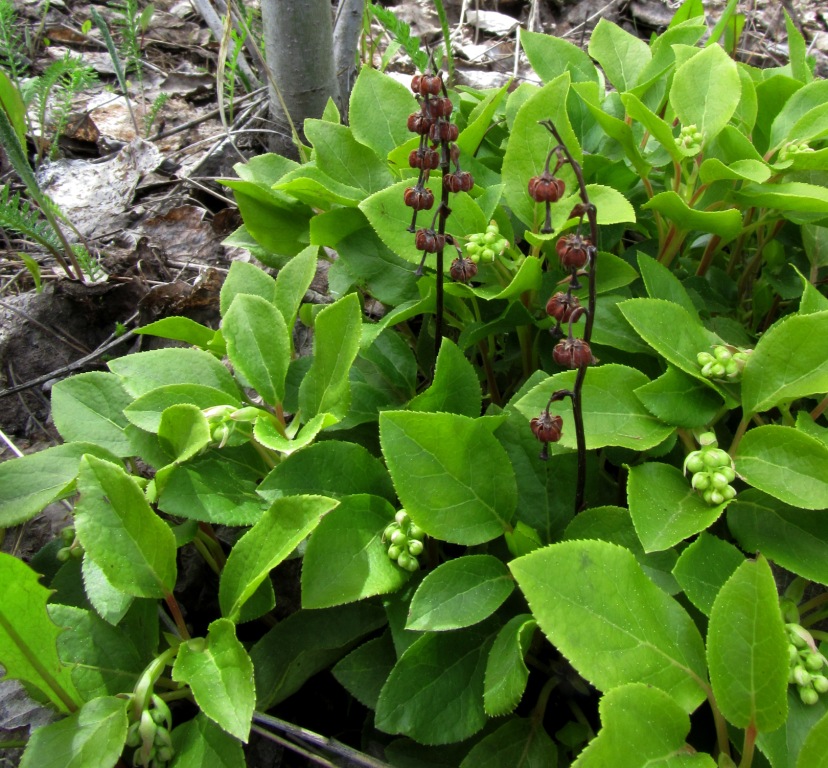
[383,510,425,572]
[683,432,737,506]
[126,694,174,767]
[465,220,509,264]
[56,525,84,562]
[779,140,814,162]
[202,404,259,449]
[678,123,704,154]
[785,621,828,705]
[697,345,751,381]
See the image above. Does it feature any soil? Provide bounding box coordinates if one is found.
[0,0,825,765]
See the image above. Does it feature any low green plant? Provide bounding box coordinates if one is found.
[1,2,828,766]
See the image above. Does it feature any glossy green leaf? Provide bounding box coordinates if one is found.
[671,533,744,616]
[741,311,828,414]
[170,714,245,768]
[670,42,741,141]
[510,540,707,712]
[734,182,828,218]
[380,411,516,545]
[456,84,509,158]
[158,404,211,463]
[81,557,133,625]
[219,495,337,621]
[109,348,239,398]
[0,553,80,713]
[349,67,416,158]
[75,455,177,598]
[301,494,409,609]
[634,367,723,429]
[275,165,364,207]
[520,29,599,85]
[299,293,362,420]
[173,619,255,742]
[134,316,216,349]
[588,18,651,92]
[621,92,683,163]
[0,442,116,527]
[0,69,26,147]
[735,426,828,510]
[483,614,537,717]
[572,683,715,768]
[375,623,495,744]
[699,158,771,184]
[407,555,514,631]
[707,556,789,731]
[123,384,240,433]
[332,633,397,710]
[19,696,127,768]
[407,339,482,417]
[797,708,828,768]
[728,489,828,585]
[219,260,277,316]
[251,603,386,708]
[643,192,744,240]
[460,717,557,768]
[769,81,828,150]
[628,462,728,553]
[253,412,337,455]
[50,373,133,456]
[513,365,675,451]
[274,244,317,331]
[637,252,699,318]
[233,152,298,185]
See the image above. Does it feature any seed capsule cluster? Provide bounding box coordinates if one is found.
[683,432,737,506]
[697,345,751,381]
[786,622,828,705]
[466,220,509,264]
[383,510,426,572]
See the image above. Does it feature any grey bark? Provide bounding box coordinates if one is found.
[260,0,340,154]
[333,0,366,116]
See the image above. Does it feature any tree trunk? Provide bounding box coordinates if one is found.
[333,0,365,119]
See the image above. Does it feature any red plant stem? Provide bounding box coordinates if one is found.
[164,591,191,640]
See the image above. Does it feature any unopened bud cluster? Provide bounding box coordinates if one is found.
[779,140,814,162]
[785,621,828,705]
[678,123,704,154]
[383,510,425,572]
[683,432,736,506]
[56,524,83,562]
[202,404,258,448]
[466,220,509,264]
[126,694,174,767]
[697,345,751,381]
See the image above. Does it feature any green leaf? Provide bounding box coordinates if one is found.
[275,165,364,207]
[19,696,128,768]
[170,714,245,768]
[637,252,700,319]
[380,411,517,545]
[699,158,771,184]
[219,495,337,621]
[75,455,177,598]
[233,153,298,185]
[634,367,724,429]
[510,540,707,712]
[0,69,27,148]
[671,533,744,616]
[621,92,683,164]
[219,261,277,316]
[735,425,828,510]
[670,43,741,141]
[251,603,386,709]
[109,348,239,399]
[258,440,395,504]
[304,119,392,194]
[483,615,537,717]
[628,462,729,553]
[301,495,409,609]
[406,555,514,631]
[123,384,240,433]
[643,192,744,240]
[707,556,789,732]
[375,624,495,744]
[81,557,133,625]
[349,67,416,158]
[50,373,133,457]
[734,182,828,219]
[0,442,116,527]
[588,19,651,92]
[797,708,828,768]
[298,293,362,420]
[741,311,828,414]
[332,633,397,710]
[274,245,317,331]
[407,339,482,416]
[0,553,80,713]
[172,619,255,742]
[769,80,828,151]
[456,84,509,158]
[572,683,716,768]
[253,412,337,455]
[158,404,211,463]
[134,316,217,349]
[513,365,676,451]
[223,294,290,406]
[728,489,828,586]
[520,29,599,85]
[460,717,558,768]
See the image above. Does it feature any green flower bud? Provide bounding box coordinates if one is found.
[719,466,736,483]
[725,360,740,377]
[153,725,172,749]
[383,523,399,541]
[397,552,420,572]
[806,653,825,671]
[494,238,509,254]
[470,252,480,264]
[139,709,158,745]
[800,685,820,705]
[699,432,718,447]
[60,526,76,545]
[469,233,483,244]
[466,241,480,254]
[230,406,261,423]
[390,530,408,546]
[408,539,424,556]
[483,231,498,245]
[156,746,175,762]
[701,362,716,378]
[697,352,715,366]
[684,452,705,474]
[408,524,425,541]
[395,510,410,526]
[794,665,812,687]
[150,695,172,730]
[126,721,142,748]
[721,485,737,501]
[486,220,499,233]
[789,643,801,662]
[704,449,731,468]
[711,472,730,490]
[481,248,495,263]
[813,675,828,694]
[713,346,732,361]
[692,472,711,491]
[56,547,71,563]
[711,363,726,377]
[787,624,809,647]
[387,544,403,560]
[704,488,724,506]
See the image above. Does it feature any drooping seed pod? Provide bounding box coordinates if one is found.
[426,97,453,118]
[530,411,563,444]
[556,233,591,270]
[545,292,581,323]
[418,74,443,96]
[410,74,422,94]
[553,337,595,369]
[528,174,565,203]
[428,121,459,143]
[404,186,435,211]
[409,147,441,170]
[450,257,478,282]
[407,111,435,135]
[443,171,474,193]
[415,228,446,253]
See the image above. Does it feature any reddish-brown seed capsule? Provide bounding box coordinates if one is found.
[404,186,435,211]
[415,228,446,253]
[428,121,459,143]
[407,112,434,135]
[530,412,563,444]
[545,292,581,323]
[556,234,591,270]
[418,74,443,96]
[569,202,588,219]
[528,174,565,203]
[426,97,453,118]
[450,257,478,282]
[553,337,595,369]
[409,147,440,170]
[411,75,422,94]
[443,171,474,193]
